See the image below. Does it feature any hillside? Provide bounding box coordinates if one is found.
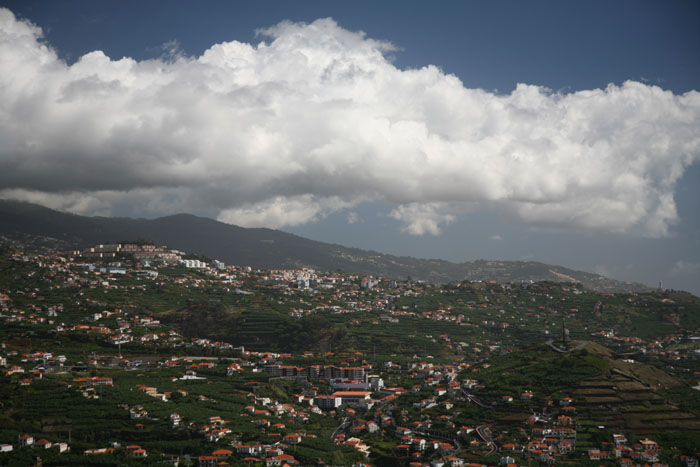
[0,199,651,292]
[476,342,700,438]
[0,237,698,466]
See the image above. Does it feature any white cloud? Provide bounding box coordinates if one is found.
[0,187,192,216]
[389,203,456,236]
[594,264,612,278]
[489,234,503,241]
[1,9,699,235]
[669,260,700,277]
[217,195,349,228]
[346,211,362,224]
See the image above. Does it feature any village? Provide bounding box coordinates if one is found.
[0,239,698,466]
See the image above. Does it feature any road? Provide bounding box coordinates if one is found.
[476,423,497,456]
[462,389,492,409]
[329,417,347,440]
[545,339,589,353]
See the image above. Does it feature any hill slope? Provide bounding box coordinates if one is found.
[0,200,651,292]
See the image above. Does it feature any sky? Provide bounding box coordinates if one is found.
[1,1,699,294]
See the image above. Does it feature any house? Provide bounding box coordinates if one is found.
[235,444,262,456]
[74,376,113,386]
[559,440,575,453]
[130,407,148,420]
[84,447,115,455]
[588,449,610,460]
[0,444,13,452]
[639,438,660,453]
[458,426,474,435]
[556,415,573,426]
[181,369,205,380]
[131,448,147,458]
[211,448,233,457]
[226,363,241,375]
[283,433,302,444]
[198,455,217,467]
[463,379,479,390]
[407,438,426,451]
[553,426,576,439]
[366,421,380,433]
[265,453,298,466]
[19,434,33,446]
[439,442,454,453]
[34,439,52,449]
[54,442,69,453]
[331,391,371,407]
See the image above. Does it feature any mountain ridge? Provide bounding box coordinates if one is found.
[0,199,652,293]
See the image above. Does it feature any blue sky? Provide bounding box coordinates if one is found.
[1,0,699,294]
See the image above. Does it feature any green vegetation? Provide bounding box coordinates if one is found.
[0,236,698,466]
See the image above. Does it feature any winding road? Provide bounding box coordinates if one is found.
[475,423,497,456]
[462,389,492,409]
[545,339,589,353]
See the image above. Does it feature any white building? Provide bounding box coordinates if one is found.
[312,395,342,410]
[179,259,208,269]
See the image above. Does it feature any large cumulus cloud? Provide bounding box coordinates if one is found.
[1,9,699,236]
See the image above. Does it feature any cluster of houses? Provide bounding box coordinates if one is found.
[1,240,697,465]
[0,434,70,455]
[587,434,670,466]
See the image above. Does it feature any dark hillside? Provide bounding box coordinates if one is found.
[0,199,652,292]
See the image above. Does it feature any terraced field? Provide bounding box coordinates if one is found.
[239,308,289,350]
[576,372,700,434]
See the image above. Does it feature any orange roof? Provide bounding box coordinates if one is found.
[212,449,233,455]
